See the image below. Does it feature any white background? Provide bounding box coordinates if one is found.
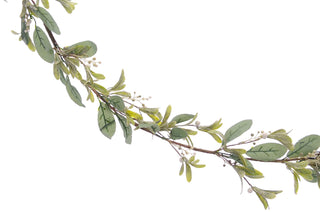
[1,0,320,211]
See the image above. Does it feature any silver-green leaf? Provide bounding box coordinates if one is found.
[109,69,126,91]
[267,129,293,150]
[223,119,252,144]
[246,143,287,161]
[63,40,97,58]
[138,121,160,134]
[33,26,54,63]
[287,134,320,158]
[116,114,132,144]
[170,114,194,124]
[65,76,85,107]
[170,127,188,140]
[98,102,116,139]
[109,95,125,112]
[35,7,60,34]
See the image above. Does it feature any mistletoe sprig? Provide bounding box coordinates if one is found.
[13,0,320,209]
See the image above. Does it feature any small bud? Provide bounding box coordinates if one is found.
[195,121,200,128]
[261,132,268,139]
[248,188,253,193]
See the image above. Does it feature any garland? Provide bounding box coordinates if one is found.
[11,0,320,209]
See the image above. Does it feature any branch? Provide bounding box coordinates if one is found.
[44,24,59,49]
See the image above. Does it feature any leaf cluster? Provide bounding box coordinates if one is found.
[179,155,206,182]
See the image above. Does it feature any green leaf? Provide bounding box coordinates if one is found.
[20,19,36,52]
[27,38,36,52]
[197,119,223,143]
[92,83,109,95]
[112,91,131,98]
[41,0,49,8]
[225,148,248,168]
[20,18,29,45]
[33,26,54,63]
[253,190,269,209]
[230,154,254,169]
[34,7,60,34]
[293,171,300,194]
[140,107,159,115]
[232,165,245,191]
[185,163,192,182]
[98,102,116,139]
[59,69,67,85]
[109,96,125,112]
[307,167,320,184]
[68,63,82,80]
[286,161,309,169]
[246,143,287,161]
[53,64,60,80]
[236,166,264,179]
[56,0,77,14]
[179,163,184,176]
[170,114,195,124]
[90,70,105,80]
[267,129,293,150]
[294,168,313,181]
[191,163,206,168]
[116,114,132,144]
[183,128,198,136]
[198,119,223,131]
[170,127,188,140]
[223,119,252,144]
[86,88,94,102]
[138,121,160,134]
[252,187,282,200]
[65,76,85,107]
[189,157,206,168]
[161,105,172,126]
[65,57,80,67]
[246,169,264,179]
[58,61,70,75]
[63,40,97,58]
[188,155,195,163]
[126,110,143,121]
[110,69,125,91]
[200,129,223,143]
[287,134,320,158]
[84,66,94,84]
[53,55,60,79]
[185,113,198,125]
